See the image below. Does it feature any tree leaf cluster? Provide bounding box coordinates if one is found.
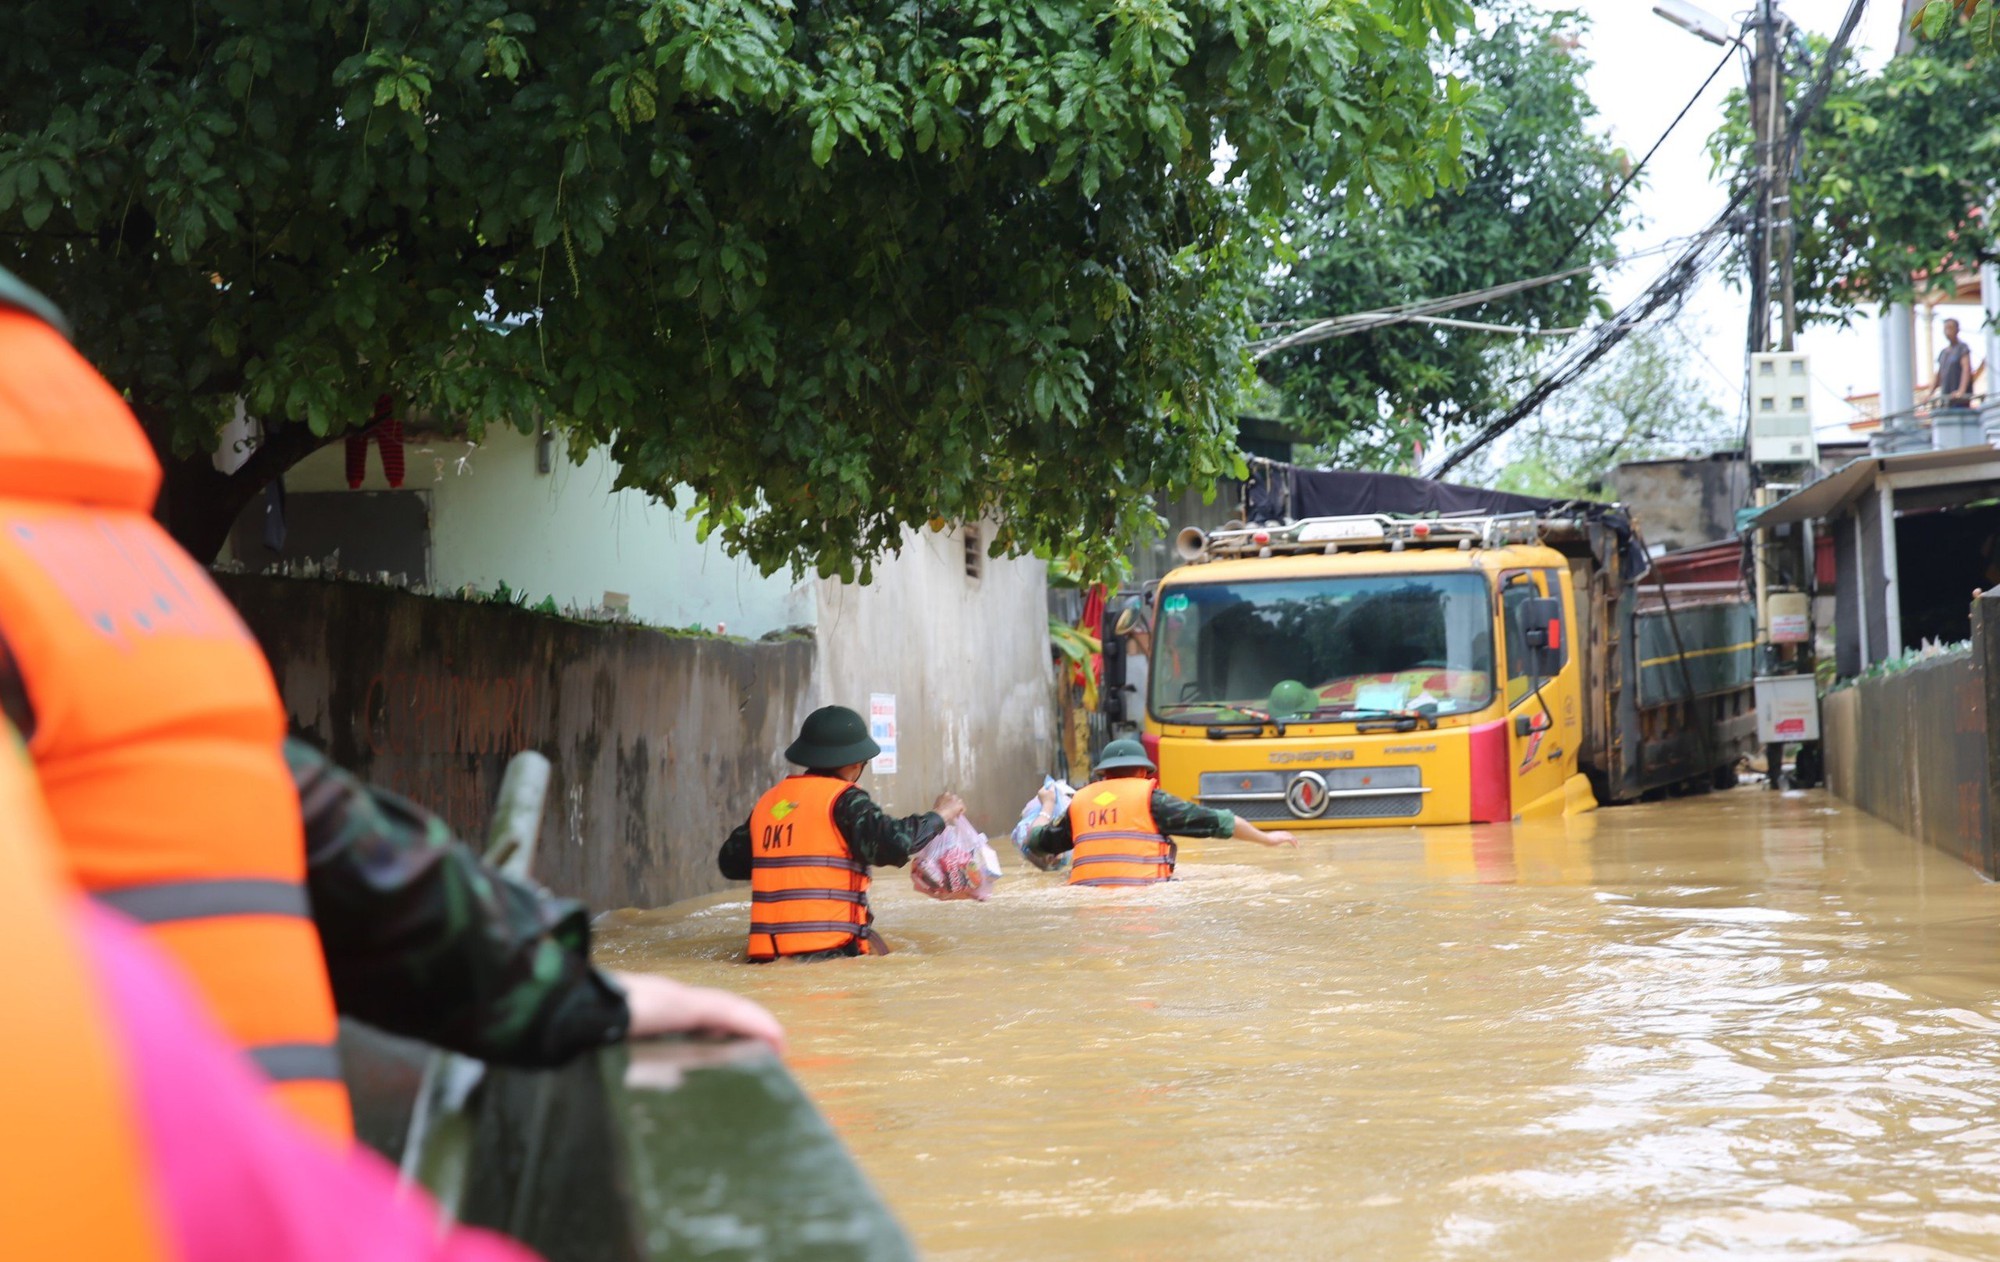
[1252,4,1628,471]
[1709,19,1999,323]
[0,0,1477,578]
[1482,329,1736,499]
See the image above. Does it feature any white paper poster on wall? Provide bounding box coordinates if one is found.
[869,693,898,774]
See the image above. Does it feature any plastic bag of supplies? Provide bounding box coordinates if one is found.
[1011,776,1073,873]
[911,816,1003,901]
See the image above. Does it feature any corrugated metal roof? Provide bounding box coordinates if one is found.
[1749,445,2000,527]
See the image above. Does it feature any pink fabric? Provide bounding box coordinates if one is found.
[78,903,539,1262]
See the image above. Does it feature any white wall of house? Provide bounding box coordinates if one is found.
[812,523,1056,828]
[280,424,815,638]
[262,426,1057,831]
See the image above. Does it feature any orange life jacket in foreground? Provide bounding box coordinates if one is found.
[0,307,351,1141]
[0,726,170,1262]
[747,775,874,960]
[1067,777,1175,887]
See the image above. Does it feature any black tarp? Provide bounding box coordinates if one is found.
[1242,458,1649,578]
[1246,460,1575,522]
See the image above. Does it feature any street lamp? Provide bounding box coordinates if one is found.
[1653,0,1740,47]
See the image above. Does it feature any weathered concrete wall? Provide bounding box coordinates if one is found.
[217,574,814,909]
[1823,647,1995,876]
[813,524,1056,830]
[1610,455,1748,553]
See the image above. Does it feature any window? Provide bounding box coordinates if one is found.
[1501,571,1568,707]
[1150,573,1496,723]
[963,527,983,580]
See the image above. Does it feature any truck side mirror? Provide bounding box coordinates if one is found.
[1519,596,1563,679]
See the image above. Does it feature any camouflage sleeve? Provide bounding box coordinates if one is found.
[287,739,630,1067]
[1150,790,1236,838]
[1028,812,1076,855]
[831,788,945,868]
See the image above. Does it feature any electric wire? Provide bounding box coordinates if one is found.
[1552,40,1742,271]
[1424,0,1873,481]
[1249,232,1709,360]
[1423,188,1750,479]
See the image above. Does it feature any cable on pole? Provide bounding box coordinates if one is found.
[1421,187,1751,479]
[1552,41,1742,271]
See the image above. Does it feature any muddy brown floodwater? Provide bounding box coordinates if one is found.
[595,788,2000,1261]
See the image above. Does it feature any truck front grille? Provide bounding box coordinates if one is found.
[1196,767,1426,821]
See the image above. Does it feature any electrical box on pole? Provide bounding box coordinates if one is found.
[1749,352,1814,465]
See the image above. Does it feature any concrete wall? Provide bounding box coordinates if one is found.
[1823,643,1995,876]
[813,524,1056,830]
[1610,454,1748,553]
[278,425,815,639]
[218,574,815,910]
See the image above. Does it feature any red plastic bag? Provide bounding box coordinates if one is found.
[911,817,1002,901]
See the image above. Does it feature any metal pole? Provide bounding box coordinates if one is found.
[1983,259,2000,436]
[1854,513,1871,666]
[1879,478,1903,657]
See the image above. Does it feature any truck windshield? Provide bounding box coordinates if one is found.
[1150,573,1495,724]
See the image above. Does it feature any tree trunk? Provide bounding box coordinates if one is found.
[144,417,336,564]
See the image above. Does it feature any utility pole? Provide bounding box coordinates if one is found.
[1746,0,1810,786]
[1747,0,1796,354]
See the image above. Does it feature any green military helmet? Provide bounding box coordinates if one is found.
[1093,737,1157,775]
[784,705,882,768]
[1267,679,1316,717]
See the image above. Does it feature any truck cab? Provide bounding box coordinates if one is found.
[1142,516,1599,828]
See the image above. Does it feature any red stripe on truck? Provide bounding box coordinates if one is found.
[1468,719,1511,822]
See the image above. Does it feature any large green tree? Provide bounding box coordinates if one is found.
[0,0,1474,578]
[1709,18,1999,324]
[1486,329,1735,499]
[1252,3,1627,470]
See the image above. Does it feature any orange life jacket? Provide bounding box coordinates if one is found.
[747,775,874,960]
[0,725,170,1262]
[0,306,351,1141]
[1067,777,1175,887]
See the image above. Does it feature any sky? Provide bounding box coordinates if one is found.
[1524,0,1987,439]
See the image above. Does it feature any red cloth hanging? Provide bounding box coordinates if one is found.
[1072,583,1108,690]
[343,396,405,489]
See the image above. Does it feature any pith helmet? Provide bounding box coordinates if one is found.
[1093,737,1157,775]
[784,705,881,768]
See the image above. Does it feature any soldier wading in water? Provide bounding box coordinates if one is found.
[719,705,964,961]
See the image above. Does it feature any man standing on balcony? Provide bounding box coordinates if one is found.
[1937,318,1978,410]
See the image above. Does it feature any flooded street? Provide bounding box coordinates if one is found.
[595,789,2000,1261]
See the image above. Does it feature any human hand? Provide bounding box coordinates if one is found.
[1035,785,1058,813]
[933,792,966,823]
[1261,830,1299,849]
[609,971,787,1054]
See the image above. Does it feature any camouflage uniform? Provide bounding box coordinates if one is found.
[289,741,629,1066]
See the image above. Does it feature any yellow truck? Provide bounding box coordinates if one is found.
[1132,511,1756,828]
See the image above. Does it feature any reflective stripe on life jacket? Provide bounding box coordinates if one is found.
[0,725,170,1262]
[1067,777,1175,887]
[0,308,351,1142]
[747,775,873,960]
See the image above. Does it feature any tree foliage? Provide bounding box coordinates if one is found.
[1252,4,1627,470]
[1915,0,1998,57]
[1710,19,1999,324]
[1485,329,1735,499]
[0,0,1475,576]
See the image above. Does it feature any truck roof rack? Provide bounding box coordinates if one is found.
[1179,511,1601,562]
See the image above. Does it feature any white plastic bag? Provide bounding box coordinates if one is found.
[1011,776,1074,873]
[911,816,1003,901]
